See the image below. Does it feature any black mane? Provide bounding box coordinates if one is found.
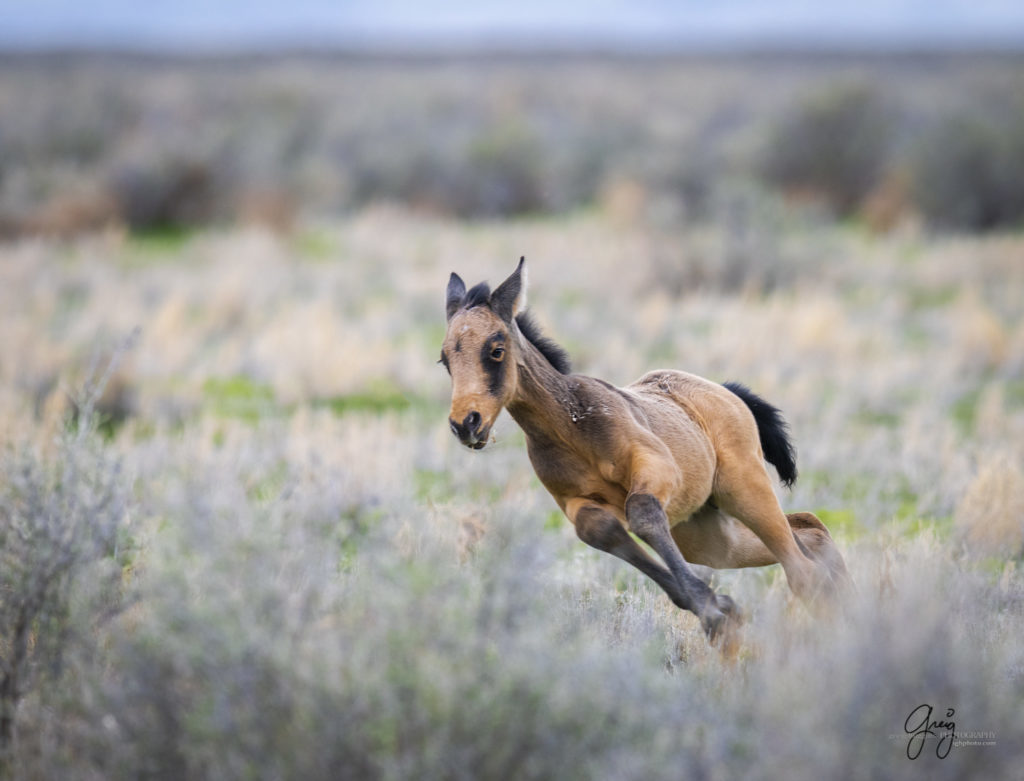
[515,311,572,375]
[463,282,491,309]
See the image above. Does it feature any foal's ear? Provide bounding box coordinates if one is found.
[446,272,466,321]
[491,257,527,323]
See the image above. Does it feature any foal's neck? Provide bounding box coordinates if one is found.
[506,333,575,443]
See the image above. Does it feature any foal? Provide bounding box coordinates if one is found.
[440,258,848,642]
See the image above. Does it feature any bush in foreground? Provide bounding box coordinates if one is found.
[4,411,1021,779]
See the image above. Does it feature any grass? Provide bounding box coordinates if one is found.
[125,226,194,259]
[292,229,340,261]
[314,381,416,416]
[812,508,860,539]
[0,208,1022,778]
[203,375,277,423]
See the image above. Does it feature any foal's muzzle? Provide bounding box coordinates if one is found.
[449,411,489,450]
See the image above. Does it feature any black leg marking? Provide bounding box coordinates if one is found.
[574,505,703,615]
[625,493,730,636]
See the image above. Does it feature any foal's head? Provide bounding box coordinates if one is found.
[440,258,527,449]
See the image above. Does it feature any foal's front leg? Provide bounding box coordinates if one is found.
[566,498,737,642]
[624,493,739,638]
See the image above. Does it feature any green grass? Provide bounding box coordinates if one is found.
[414,468,450,502]
[852,406,901,428]
[902,514,955,541]
[126,226,193,259]
[293,229,339,261]
[315,379,413,416]
[951,388,982,433]
[246,460,289,503]
[905,285,960,311]
[202,375,440,423]
[544,509,565,532]
[203,375,277,423]
[1004,379,1024,408]
[814,507,860,539]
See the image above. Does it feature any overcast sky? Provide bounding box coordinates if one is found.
[4,0,1024,50]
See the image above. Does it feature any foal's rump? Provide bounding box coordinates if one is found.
[633,373,850,583]
[630,370,798,491]
[630,370,760,435]
[628,370,764,464]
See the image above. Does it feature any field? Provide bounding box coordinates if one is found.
[2,54,1024,779]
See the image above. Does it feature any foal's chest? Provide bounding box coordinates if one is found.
[525,436,628,511]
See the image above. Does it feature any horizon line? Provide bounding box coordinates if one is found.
[3,32,1024,58]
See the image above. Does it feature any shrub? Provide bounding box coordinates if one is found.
[911,104,1024,231]
[456,122,547,217]
[761,81,893,216]
[107,154,229,231]
[0,387,127,766]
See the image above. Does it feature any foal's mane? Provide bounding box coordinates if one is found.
[457,282,572,375]
[515,311,572,375]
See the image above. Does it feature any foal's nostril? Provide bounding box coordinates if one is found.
[464,411,482,434]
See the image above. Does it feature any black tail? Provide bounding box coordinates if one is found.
[723,381,798,488]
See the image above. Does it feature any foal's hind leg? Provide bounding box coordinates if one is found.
[672,507,851,595]
[787,512,851,588]
[566,498,738,642]
[714,459,823,601]
[673,507,847,571]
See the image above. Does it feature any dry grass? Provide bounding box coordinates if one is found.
[956,456,1024,557]
[1,207,1023,778]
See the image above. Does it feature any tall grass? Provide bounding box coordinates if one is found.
[1,210,1022,777]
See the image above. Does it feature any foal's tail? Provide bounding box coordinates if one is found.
[723,381,798,488]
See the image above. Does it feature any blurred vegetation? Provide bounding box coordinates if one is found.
[1,51,1024,778]
[760,80,892,215]
[1,352,1021,779]
[2,53,1024,236]
[912,105,1024,230]
[0,383,127,768]
[0,208,1021,776]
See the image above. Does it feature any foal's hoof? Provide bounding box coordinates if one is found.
[800,562,855,618]
[702,594,744,651]
[715,593,743,623]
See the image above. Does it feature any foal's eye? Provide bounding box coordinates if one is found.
[490,346,505,361]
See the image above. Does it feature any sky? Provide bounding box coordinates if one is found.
[3,0,1024,51]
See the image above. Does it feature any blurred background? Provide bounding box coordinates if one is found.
[2,6,1024,780]
[2,1,1024,238]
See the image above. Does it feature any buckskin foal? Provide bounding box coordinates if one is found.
[440,258,848,643]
